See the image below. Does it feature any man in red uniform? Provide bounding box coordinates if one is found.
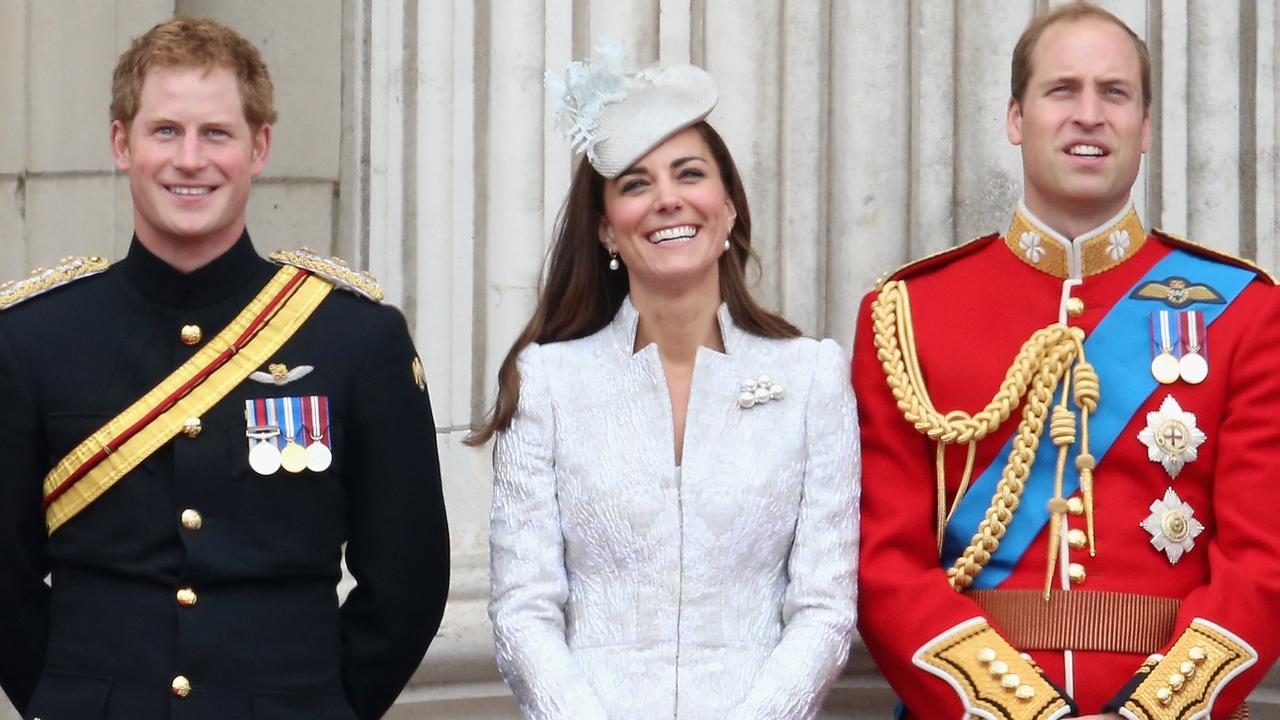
[854,2,1280,718]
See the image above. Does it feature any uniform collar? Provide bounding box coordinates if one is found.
[1004,200,1147,279]
[607,295,743,356]
[121,230,268,307]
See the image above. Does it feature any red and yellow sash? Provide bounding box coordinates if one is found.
[42,265,333,534]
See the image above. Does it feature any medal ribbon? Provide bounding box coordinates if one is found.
[42,266,334,534]
[943,249,1255,588]
[304,395,331,446]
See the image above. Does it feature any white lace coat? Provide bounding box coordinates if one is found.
[489,299,860,719]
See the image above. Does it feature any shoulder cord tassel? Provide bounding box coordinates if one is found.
[872,280,1100,593]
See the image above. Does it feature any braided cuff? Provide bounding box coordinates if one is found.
[1114,619,1256,720]
[913,618,1074,720]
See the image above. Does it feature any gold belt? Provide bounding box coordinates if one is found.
[969,589,1180,655]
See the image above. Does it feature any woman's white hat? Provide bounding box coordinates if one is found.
[546,39,718,179]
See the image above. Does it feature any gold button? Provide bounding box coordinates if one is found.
[180,509,203,531]
[1179,660,1196,677]
[171,675,192,698]
[1066,496,1085,516]
[180,325,202,345]
[1068,562,1086,584]
[1189,646,1208,663]
[1065,297,1085,317]
[1000,673,1020,690]
[1015,684,1035,700]
[1067,528,1087,550]
[176,587,198,607]
[1169,672,1185,691]
[976,647,997,664]
[989,660,1008,676]
[1157,686,1173,704]
[181,417,202,439]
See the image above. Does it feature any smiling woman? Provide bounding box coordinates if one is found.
[470,43,861,720]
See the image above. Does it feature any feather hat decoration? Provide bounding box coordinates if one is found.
[545,37,717,178]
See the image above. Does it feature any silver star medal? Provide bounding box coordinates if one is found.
[1140,487,1205,564]
[1137,395,1206,479]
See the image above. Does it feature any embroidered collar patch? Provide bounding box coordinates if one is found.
[1130,276,1226,308]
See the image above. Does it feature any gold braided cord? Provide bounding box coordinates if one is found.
[871,280,1099,591]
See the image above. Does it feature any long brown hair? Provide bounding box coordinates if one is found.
[466,121,800,445]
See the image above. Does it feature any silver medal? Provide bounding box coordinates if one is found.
[306,442,332,472]
[249,440,282,475]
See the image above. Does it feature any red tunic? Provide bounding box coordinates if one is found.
[853,205,1280,719]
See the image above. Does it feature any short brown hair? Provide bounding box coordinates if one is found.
[1011,1,1151,109]
[111,16,277,129]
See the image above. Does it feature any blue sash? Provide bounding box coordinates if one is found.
[942,249,1254,588]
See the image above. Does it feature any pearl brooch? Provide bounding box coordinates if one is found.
[739,374,785,408]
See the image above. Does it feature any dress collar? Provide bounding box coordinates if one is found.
[121,230,267,307]
[607,295,743,357]
[1004,200,1147,279]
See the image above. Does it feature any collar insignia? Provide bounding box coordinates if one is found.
[250,363,314,386]
[1140,487,1205,564]
[1130,276,1226,308]
[1138,395,1206,479]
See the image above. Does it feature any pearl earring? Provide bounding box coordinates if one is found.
[723,238,731,251]
[608,252,620,271]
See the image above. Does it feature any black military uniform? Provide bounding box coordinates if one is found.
[0,232,450,719]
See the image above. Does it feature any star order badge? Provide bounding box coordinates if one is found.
[1137,395,1206,479]
[1140,487,1205,564]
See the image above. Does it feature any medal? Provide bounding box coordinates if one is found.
[1137,395,1206,479]
[304,395,333,472]
[249,439,282,475]
[1149,311,1180,384]
[244,399,284,476]
[279,397,308,473]
[1140,487,1205,564]
[1178,310,1208,384]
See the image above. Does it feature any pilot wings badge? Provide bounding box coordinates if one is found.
[250,363,314,386]
[1130,276,1225,308]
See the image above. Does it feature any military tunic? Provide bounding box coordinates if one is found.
[0,233,449,719]
[854,204,1280,719]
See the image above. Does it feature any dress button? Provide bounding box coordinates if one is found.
[1067,528,1087,550]
[171,674,192,698]
[180,509,203,531]
[180,325,202,345]
[176,587,198,607]
[1065,297,1085,317]
[1068,562,1087,584]
[1066,497,1085,516]
[181,417,202,439]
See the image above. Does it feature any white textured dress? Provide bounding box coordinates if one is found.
[489,298,860,719]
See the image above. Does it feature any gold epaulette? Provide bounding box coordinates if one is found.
[0,256,111,311]
[1153,229,1278,285]
[874,234,999,290]
[270,248,384,302]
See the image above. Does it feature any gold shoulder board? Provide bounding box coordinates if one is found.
[0,256,111,311]
[1152,229,1278,286]
[875,234,998,290]
[270,248,385,302]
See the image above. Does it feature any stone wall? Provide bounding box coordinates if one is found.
[2,1,1277,718]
